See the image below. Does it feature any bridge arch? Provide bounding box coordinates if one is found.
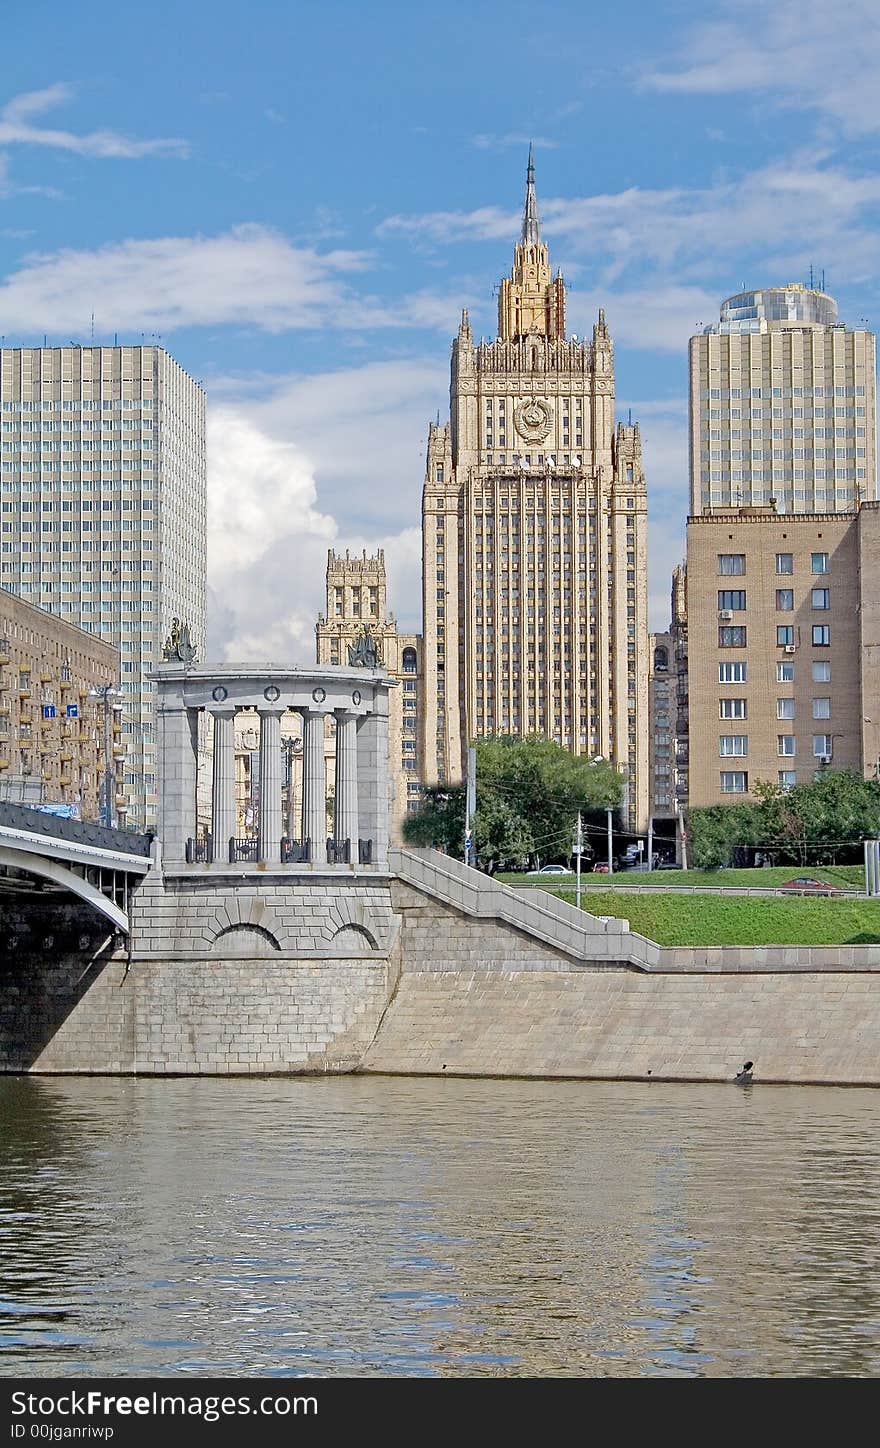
[0,846,129,934]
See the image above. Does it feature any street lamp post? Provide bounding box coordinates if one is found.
[88,684,122,828]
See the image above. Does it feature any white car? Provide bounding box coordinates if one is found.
[526,864,572,876]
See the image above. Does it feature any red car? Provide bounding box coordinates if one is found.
[592,862,610,873]
[779,876,840,895]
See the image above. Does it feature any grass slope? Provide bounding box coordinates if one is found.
[555,890,880,946]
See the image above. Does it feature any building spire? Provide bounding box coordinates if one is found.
[521,141,541,245]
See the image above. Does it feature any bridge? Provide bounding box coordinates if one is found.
[0,801,152,934]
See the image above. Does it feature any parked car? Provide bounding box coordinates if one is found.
[526,864,573,876]
[592,862,610,873]
[779,876,840,895]
[653,860,681,870]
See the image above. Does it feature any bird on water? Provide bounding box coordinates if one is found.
[734,1061,754,1084]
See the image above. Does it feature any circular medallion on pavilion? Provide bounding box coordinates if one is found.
[312,686,326,704]
[211,685,228,702]
[263,685,281,702]
[351,689,361,706]
[514,396,552,443]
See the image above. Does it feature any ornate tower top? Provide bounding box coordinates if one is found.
[497,148,565,342]
[521,141,541,245]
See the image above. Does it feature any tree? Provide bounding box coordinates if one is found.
[687,769,880,868]
[402,785,464,855]
[688,802,758,869]
[402,735,623,869]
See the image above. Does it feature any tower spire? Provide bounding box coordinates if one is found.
[521,141,540,245]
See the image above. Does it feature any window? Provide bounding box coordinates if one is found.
[778,770,797,788]
[812,661,831,683]
[719,735,747,756]
[719,662,747,683]
[777,661,794,682]
[776,553,793,574]
[811,552,829,573]
[718,590,746,610]
[777,625,795,646]
[811,588,830,610]
[718,554,746,575]
[776,589,794,611]
[777,698,796,719]
[777,735,796,756]
[813,735,833,757]
[719,625,746,647]
[720,771,748,793]
[812,625,831,646]
[720,698,747,719]
[812,698,831,719]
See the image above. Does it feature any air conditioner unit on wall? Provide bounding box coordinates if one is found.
[784,644,797,654]
[718,609,734,620]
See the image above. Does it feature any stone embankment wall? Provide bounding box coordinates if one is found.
[2,848,879,1083]
[0,869,399,1075]
[360,851,880,1086]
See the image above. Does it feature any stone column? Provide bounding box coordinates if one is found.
[301,708,327,860]
[355,686,391,868]
[156,684,198,864]
[334,710,359,850]
[257,709,283,863]
[210,708,236,859]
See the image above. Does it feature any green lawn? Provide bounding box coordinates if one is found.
[552,889,880,946]
[500,864,865,891]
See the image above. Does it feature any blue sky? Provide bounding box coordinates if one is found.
[3,0,880,655]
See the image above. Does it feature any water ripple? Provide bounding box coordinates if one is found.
[1,1076,879,1377]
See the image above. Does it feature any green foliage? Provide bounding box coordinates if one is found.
[687,769,880,869]
[401,734,624,870]
[402,785,464,855]
[557,890,880,947]
[688,804,757,869]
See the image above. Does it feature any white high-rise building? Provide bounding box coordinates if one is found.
[0,345,206,828]
[689,284,877,515]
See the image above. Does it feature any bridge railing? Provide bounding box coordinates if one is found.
[0,800,151,858]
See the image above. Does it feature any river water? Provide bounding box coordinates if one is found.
[1,1075,878,1378]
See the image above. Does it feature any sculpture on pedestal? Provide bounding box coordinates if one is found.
[162,618,197,664]
[347,624,381,668]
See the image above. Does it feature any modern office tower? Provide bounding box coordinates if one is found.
[421,151,649,829]
[685,503,880,807]
[648,632,675,849]
[0,585,122,820]
[0,346,206,828]
[316,548,424,839]
[689,284,877,515]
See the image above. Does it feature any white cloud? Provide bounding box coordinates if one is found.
[209,358,446,536]
[205,360,444,657]
[0,225,474,339]
[566,284,720,354]
[471,134,558,150]
[642,0,880,136]
[0,83,188,158]
[382,154,880,279]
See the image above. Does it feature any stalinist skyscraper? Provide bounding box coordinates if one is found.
[420,150,649,829]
